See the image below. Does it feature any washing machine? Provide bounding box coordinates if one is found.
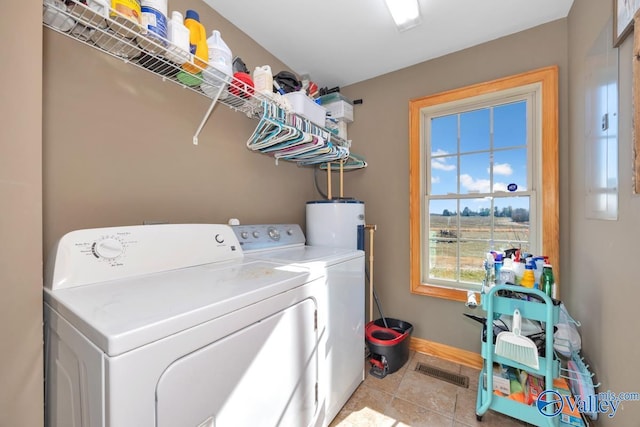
[43,224,326,427]
[232,224,365,425]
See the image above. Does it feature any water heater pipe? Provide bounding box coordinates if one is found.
[365,224,377,322]
[327,162,332,199]
[325,161,346,200]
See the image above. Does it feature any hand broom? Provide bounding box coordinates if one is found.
[495,308,539,370]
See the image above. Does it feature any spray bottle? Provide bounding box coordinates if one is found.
[521,262,535,289]
[542,264,555,297]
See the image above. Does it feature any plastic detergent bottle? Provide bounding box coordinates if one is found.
[182,10,208,74]
[253,65,273,94]
[201,30,232,93]
[140,0,167,43]
[166,11,190,64]
[521,262,535,289]
[206,31,232,76]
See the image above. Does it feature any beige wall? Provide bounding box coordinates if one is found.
[342,20,569,351]
[343,3,640,423]
[566,0,640,424]
[0,2,44,427]
[7,0,639,424]
[43,0,319,255]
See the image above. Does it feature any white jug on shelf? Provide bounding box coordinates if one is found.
[165,11,190,64]
[253,65,273,95]
[201,30,232,98]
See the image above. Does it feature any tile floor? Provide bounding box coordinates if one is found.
[330,351,531,427]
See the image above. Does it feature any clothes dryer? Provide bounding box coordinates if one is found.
[44,224,324,427]
[232,224,365,425]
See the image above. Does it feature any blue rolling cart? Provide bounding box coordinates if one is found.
[476,284,561,426]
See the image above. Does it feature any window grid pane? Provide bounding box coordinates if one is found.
[426,100,531,290]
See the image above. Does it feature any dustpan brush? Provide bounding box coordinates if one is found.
[495,309,539,370]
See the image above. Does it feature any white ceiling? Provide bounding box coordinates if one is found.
[204,0,574,88]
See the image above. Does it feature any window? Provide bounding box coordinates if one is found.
[409,67,559,302]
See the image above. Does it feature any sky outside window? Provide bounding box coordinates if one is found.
[429,100,529,212]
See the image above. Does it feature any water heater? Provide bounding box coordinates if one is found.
[306,199,365,250]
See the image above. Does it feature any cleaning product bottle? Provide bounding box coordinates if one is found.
[166,11,190,64]
[532,256,545,289]
[182,10,208,74]
[201,30,232,97]
[542,264,555,297]
[500,257,515,285]
[494,253,504,285]
[200,30,233,99]
[109,0,142,32]
[513,258,525,285]
[140,0,167,43]
[253,65,273,95]
[484,252,495,287]
[521,262,535,289]
[206,30,232,76]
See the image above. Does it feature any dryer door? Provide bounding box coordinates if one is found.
[156,298,318,427]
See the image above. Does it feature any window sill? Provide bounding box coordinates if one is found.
[411,282,477,303]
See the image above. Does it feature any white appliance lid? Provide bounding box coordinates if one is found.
[44,259,312,356]
[245,246,362,265]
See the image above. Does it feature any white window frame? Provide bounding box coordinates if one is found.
[422,90,539,291]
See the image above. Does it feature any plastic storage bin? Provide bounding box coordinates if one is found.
[365,318,413,378]
[319,93,354,122]
[284,92,327,127]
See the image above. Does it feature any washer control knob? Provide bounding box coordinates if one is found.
[215,234,224,244]
[240,231,249,239]
[94,238,124,260]
[286,228,294,236]
[268,226,280,241]
[252,231,260,238]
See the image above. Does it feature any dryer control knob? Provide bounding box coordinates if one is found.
[94,238,124,260]
[252,231,260,238]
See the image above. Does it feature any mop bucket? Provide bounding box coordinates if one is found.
[365,318,413,378]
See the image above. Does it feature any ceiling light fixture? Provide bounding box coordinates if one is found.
[384,0,421,32]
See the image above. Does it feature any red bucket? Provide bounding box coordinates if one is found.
[365,318,413,378]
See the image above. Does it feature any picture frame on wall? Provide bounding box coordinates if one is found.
[614,0,640,47]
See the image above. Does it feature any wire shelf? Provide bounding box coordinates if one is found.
[42,0,351,164]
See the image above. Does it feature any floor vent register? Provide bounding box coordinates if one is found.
[414,362,469,388]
